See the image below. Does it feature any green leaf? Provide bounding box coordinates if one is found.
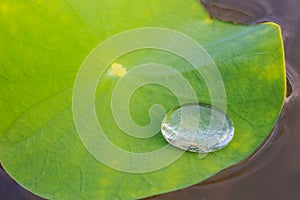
[0,0,285,199]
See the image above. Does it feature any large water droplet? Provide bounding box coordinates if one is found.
[161,104,234,153]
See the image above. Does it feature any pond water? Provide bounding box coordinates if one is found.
[1,0,300,199]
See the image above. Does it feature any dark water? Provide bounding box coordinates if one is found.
[1,0,300,199]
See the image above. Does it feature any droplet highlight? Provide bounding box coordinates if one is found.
[161,104,234,153]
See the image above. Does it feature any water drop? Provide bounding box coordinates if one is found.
[161,103,234,153]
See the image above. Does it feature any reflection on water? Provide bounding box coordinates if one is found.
[286,78,293,98]
[1,0,300,199]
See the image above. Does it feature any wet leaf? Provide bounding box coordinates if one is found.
[0,0,285,199]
